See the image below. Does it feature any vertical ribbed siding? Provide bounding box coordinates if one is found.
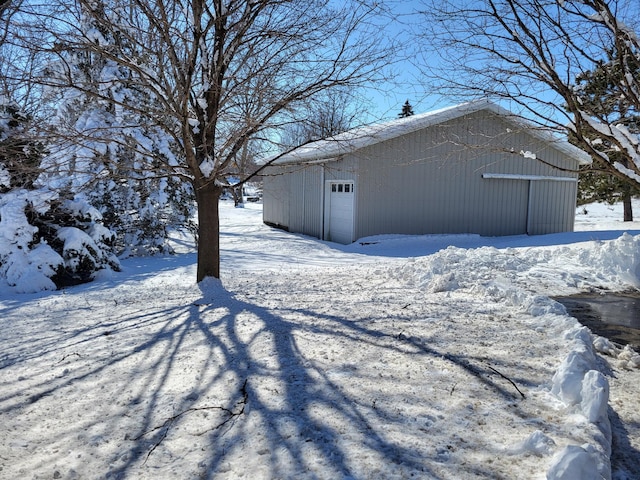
[287,169,305,233]
[302,166,323,238]
[354,110,579,239]
[262,166,290,229]
[263,108,581,242]
[528,180,578,234]
[276,164,324,238]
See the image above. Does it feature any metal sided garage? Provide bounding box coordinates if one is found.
[262,100,591,244]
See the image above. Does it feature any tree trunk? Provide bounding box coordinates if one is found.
[623,193,633,222]
[196,182,222,281]
[231,186,244,208]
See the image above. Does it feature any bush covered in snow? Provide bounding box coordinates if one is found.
[0,187,120,293]
[0,99,120,293]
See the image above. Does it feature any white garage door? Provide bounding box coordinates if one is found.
[326,181,355,244]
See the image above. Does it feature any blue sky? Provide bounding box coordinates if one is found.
[359,0,571,127]
[357,0,455,123]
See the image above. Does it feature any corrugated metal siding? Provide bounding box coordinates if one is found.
[302,166,324,238]
[287,165,324,238]
[528,180,577,234]
[262,166,290,229]
[469,178,530,235]
[353,110,579,238]
[262,163,328,238]
[263,108,580,242]
[287,169,305,233]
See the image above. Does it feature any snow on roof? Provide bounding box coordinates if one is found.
[274,99,591,165]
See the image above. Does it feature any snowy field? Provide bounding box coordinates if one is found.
[2,200,640,479]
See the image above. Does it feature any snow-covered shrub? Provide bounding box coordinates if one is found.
[0,99,119,292]
[30,195,121,286]
[0,188,120,292]
[0,189,63,292]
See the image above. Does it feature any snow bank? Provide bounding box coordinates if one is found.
[547,445,606,480]
[582,233,640,289]
[547,326,611,480]
[481,282,611,479]
[395,233,640,295]
[392,239,633,480]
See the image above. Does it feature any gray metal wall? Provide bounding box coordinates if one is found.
[287,165,324,238]
[528,180,577,234]
[262,163,330,239]
[262,166,290,230]
[352,110,579,239]
[263,109,581,242]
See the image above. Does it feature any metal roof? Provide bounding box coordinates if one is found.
[273,99,591,165]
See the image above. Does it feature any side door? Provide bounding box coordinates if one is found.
[325,181,355,244]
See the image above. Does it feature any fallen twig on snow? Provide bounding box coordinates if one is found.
[57,352,81,364]
[485,364,526,399]
[133,379,249,464]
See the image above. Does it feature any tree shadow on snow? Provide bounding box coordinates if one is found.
[105,287,440,479]
[1,279,530,479]
[117,284,532,478]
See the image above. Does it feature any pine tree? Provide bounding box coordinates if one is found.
[398,100,414,118]
[0,98,120,292]
[41,1,195,255]
[0,101,42,192]
[574,50,640,221]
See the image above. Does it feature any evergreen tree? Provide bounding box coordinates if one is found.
[0,101,42,192]
[398,100,414,118]
[0,98,120,292]
[40,1,195,255]
[574,50,640,221]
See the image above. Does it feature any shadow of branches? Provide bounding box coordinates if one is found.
[1,271,549,480]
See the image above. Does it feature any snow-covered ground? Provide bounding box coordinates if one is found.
[2,200,640,479]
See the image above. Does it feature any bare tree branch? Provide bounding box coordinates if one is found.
[418,0,640,188]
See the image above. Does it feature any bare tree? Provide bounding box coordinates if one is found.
[0,1,23,91]
[279,87,367,149]
[419,0,640,189]
[0,0,14,31]
[16,0,393,281]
